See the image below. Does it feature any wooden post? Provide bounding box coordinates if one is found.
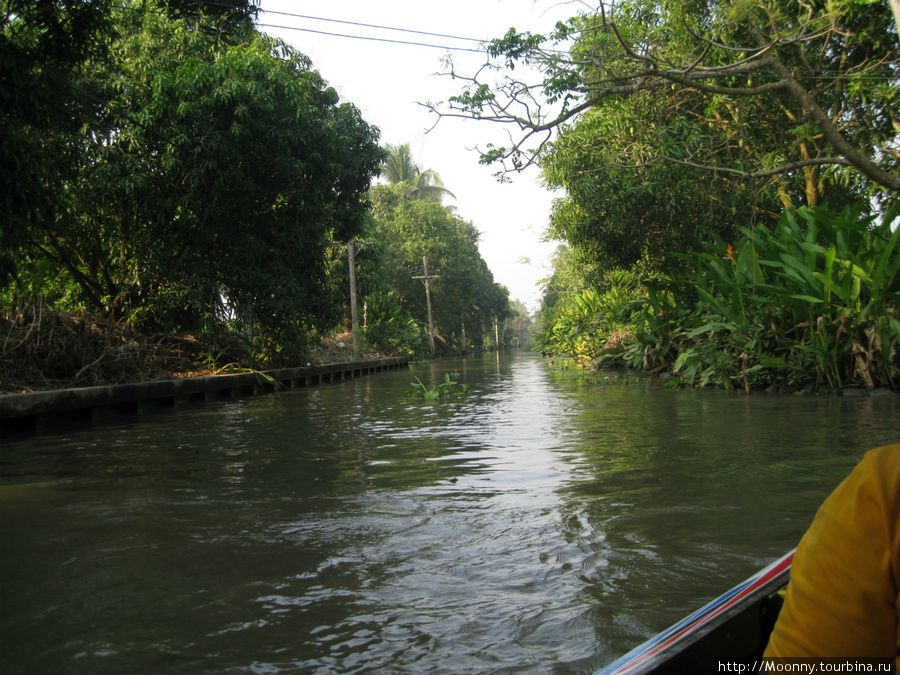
[348,239,359,355]
[413,256,440,357]
[330,239,374,356]
[349,240,374,356]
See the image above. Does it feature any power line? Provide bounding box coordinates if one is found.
[223,11,900,79]
[258,7,487,46]
[254,10,574,56]
[254,22,487,53]
[118,3,496,54]
[177,0,507,53]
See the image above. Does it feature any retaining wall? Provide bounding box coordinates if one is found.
[1,357,409,435]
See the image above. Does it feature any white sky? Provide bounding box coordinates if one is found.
[257,1,581,312]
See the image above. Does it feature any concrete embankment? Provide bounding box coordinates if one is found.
[1,357,409,435]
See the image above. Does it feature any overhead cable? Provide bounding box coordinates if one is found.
[176,0,570,54]
[258,7,487,45]
[254,22,487,53]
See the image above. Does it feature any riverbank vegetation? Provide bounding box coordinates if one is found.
[4,0,896,394]
[1,1,528,392]
[537,206,900,392]
[434,0,899,392]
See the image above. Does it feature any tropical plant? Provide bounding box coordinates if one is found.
[379,143,456,203]
[535,269,643,365]
[408,372,469,401]
[363,291,429,357]
[599,205,900,392]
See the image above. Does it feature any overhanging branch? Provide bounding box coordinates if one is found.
[428,1,899,191]
[659,154,854,180]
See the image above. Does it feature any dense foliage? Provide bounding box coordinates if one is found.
[537,206,900,392]
[1,0,113,283]
[442,0,898,187]
[537,0,898,271]
[369,183,511,353]
[2,0,384,356]
[433,0,898,391]
[437,0,898,276]
[1,2,528,375]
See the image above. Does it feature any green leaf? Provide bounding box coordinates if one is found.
[685,321,736,339]
[759,356,787,368]
[788,294,826,304]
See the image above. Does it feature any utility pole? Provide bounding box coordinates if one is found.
[413,256,440,357]
[331,239,374,356]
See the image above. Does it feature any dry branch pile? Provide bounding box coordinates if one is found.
[0,309,381,395]
[0,308,246,394]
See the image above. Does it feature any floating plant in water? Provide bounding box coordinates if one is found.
[407,372,468,401]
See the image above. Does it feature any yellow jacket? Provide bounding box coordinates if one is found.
[764,443,900,662]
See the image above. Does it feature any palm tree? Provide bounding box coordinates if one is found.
[380,143,455,203]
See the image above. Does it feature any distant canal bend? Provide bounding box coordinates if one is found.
[2,353,898,674]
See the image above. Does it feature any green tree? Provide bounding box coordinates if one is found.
[504,299,535,348]
[370,183,509,350]
[0,0,113,284]
[539,89,783,271]
[4,2,383,347]
[379,143,456,203]
[436,0,898,195]
[433,0,897,274]
[0,0,263,290]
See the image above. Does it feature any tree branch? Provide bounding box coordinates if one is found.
[429,0,899,190]
[659,154,854,180]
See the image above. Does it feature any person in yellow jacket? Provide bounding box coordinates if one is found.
[763,443,900,663]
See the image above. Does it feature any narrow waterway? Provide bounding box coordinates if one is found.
[1,353,897,674]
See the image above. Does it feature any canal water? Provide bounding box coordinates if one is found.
[1,353,897,674]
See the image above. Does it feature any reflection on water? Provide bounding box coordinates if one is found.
[1,353,897,674]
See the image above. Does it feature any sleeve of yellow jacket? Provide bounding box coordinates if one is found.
[763,443,900,661]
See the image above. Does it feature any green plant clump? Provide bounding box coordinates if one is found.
[364,291,430,358]
[408,372,468,401]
